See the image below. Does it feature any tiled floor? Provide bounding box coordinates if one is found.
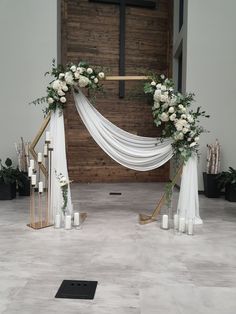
[0,183,236,313]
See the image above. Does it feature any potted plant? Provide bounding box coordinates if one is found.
[217,167,236,202]
[17,170,30,196]
[203,140,221,198]
[0,158,18,200]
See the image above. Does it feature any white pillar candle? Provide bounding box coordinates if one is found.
[74,212,80,226]
[30,159,35,169]
[65,215,72,230]
[54,214,61,228]
[174,214,179,230]
[187,219,194,235]
[49,138,53,150]
[45,131,50,142]
[179,217,186,233]
[161,214,169,229]
[38,181,43,193]
[37,152,43,163]
[43,144,48,157]
[28,166,32,177]
[31,174,36,186]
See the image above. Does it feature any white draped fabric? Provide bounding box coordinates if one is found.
[74,90,173,171]
[48,89,202,225]
[177,154,203,224]
[50,110,73,219]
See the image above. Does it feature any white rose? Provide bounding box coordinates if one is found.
[70,65,77,72]
[168,107,174,113]
[162,102,169,109]
[177,132,184,140]
[47,97,54,104]
[181,107,186,113]
[187,138,192,142]
[62,85,68,92]
[153,101,160,109]
[170,113,176,121]
[160,94,166,102]
[175,119,187,131]
[160,74,165,79]
[182,128,189,134]
[77,67,84,74]
[160,112,169,122]
[187,114,194,123]
[190,142,197,147]
[161,85,167,91]
[98,72,105,79]
[194,136,200,142]
[59,73,65,79]
[87,67,93,74]
[74,71,80,79]
[52,80,61,91]
[181,114,187,119]
[78,75,90,87]
[65,72,74,85]
[60,96,66,103]
[178,104,184,110]
[94,78,98,83]
[153,89,161,101]
[151,81,156,86]
[169,87,174,92]
[156,83,162,89]
[58,89,65,96]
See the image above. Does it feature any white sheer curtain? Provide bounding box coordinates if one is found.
[50,110,73,219]
[74,90,173,171]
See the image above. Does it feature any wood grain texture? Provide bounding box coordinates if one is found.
[61,0,173,182]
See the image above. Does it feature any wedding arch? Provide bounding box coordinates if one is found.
[30,61,209,226]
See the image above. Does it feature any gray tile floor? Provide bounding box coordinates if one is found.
[0,183,236,314]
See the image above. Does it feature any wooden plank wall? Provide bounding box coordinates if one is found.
[61,0,173,182]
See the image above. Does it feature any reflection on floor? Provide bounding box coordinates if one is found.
[0,183,236,314]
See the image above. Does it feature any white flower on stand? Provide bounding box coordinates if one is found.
[74,71,80,79]
[70,65,77,72]
[190,142,197,147]
[87,67,93,74]
[60,96,66,103]
[170,113,176,121]
[65,72,74,85]
[62,84,69,92]
[194,136,200,142]
[98,72,105,79]
[168,106,175,113]
[79,75,90,87]
[160,112,169,122]
[59,73,65,79]
[160,74,165,79]
[47,97,54,104]
[153,101,160,109]
[156,83,162,89]
[58,90,65,96]
[52,80,61,91]
[77,67,85,74]
[187,114,194,123]
[161,85,167,91]
[153,89,161,101]
[94,78,98,84]
[151,81,156,86]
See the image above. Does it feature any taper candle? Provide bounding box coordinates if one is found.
[54,214,61,228]
[38,181,43,193]
[74,212,80,226]
[45,131,50,142]
[161,214,169,229]
[174,214,179,230]
[31,174,36,186]
[28,166,32,177]
[65,215,72,230]
[179,217,186,233]
[37,152,43,163]
[43,144,48,157]
[30,159,35,169]
[187,219,194,235]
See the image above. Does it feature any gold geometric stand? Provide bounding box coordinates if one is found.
[139,165,183,225]
[27,221,53,230]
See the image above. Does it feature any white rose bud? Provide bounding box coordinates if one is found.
[160,95,166,102]
[87,67,93,74]
[160,74,165,79]
[70,65,77,72]
[161,85,167,91]
[77,67,84,74]
[181,114,187,119]
[58,89,65,96]
[182,108,186,113]
[156,83,162,89]
[151,81,156,86]
[170,113,176,121]
[59,73,65,79]
[98,72,105,79]
[94,78,98,83]
[153,102,160,109]
[160,112,169,122]
[74,71,80,79]
[178,104,184,109]
[60,96,66,103]
[168,106,174,113]
[47,97,54,104]
[194,136,200,142]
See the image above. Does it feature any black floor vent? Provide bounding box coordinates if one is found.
[109,192,122,195]
[55,280,97,299]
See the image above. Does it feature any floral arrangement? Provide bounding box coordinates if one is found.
[32,60,105,114]
[144,74,209,163]
[55,171,71,215]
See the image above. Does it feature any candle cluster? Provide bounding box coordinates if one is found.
[161,213,194,235]
[54,211,80,230]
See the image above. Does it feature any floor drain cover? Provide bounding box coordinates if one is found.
[55,280,97,299]
[109,192,122,195]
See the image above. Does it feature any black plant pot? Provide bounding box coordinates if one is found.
[225,183,236,202]
[18,172,31,196]
[0,182,16,200]
[203,172,220,198]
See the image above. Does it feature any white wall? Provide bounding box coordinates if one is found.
[0,0,58,166]
[173,0,236,190]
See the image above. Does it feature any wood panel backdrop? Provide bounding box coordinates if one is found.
[61,0,173,182]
